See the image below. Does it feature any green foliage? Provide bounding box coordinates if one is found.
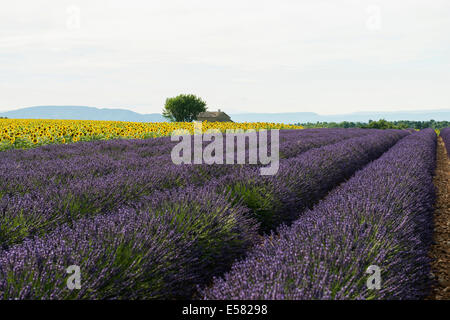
[226,182,280,233]
[366,119,398,129]
[299,119,450,130]
[162,94,207,122]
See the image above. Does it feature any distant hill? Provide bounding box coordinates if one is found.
[230,112,319,123]
[311,110,450,123]
[0,106,165,122]
[231,110,450,123]
[0,106,448,123]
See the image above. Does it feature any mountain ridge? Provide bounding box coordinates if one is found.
[1,106,449,123]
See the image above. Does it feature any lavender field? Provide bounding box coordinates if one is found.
[0,128,446,300]
[441,128,450,156]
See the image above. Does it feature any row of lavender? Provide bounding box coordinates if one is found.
[0,128,367,164]
[0,129,369,195]
[440,128,450,156]
[0,129,370,249]
[0,129,370,198]
[0,129,408,299]
[202,129,436,300]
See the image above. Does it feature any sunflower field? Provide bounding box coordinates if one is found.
[0,119,303,151]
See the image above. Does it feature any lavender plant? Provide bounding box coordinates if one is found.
[0,129,383,248]
[440,127,450,156]
[210,130,408,233]
[0,187,258,299]
[0,128,413,300]
[202,129,436,300]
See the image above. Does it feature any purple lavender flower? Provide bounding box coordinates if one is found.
[202,129,436,300]
[440,128,450,156]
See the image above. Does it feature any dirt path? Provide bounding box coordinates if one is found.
[428,137,450,300]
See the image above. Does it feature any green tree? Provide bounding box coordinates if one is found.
[366,119,393,129]
[162,94,207,122]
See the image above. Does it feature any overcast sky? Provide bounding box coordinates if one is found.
[0,0,449,114]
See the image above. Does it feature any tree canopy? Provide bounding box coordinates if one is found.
[162,94,207,122]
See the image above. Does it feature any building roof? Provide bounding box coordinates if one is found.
[197,111,229,118]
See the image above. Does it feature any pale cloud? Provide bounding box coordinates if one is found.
[0,0,449,114]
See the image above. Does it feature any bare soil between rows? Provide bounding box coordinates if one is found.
[428,137,450,300]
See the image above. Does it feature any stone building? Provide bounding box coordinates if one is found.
[196,109,232,122]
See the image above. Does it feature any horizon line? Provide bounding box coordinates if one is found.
[1,105,450,116]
